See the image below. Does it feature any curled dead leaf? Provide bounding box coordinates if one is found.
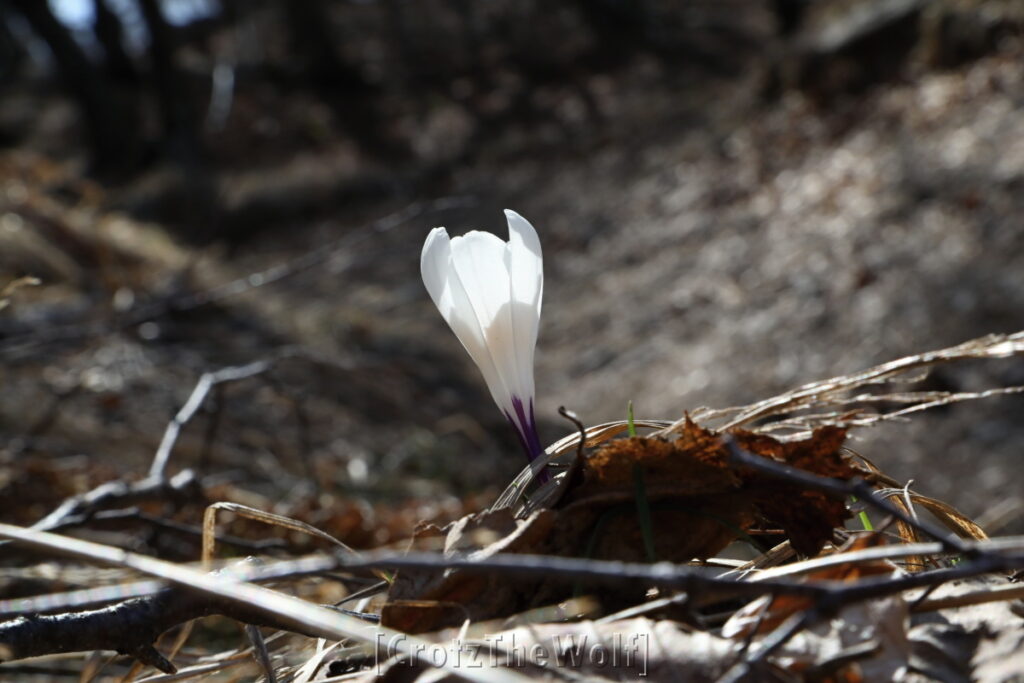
[561,421,856,558]
[384,420,861,632]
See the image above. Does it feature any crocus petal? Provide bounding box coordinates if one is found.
[421,227,513,415]
[504,210,543,314]
[420,227,452,312]
[504,209,543,404]
[421,211,545,469]
[449,230,522,415]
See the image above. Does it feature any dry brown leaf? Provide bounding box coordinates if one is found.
[911,578,1024,682]
[384,421,860,633]
[775,593,910,682]
[382,509,556,633]
[900,492,988,542]
[724,535,909,682]
[723,535,899,640]
[556,421,855,559]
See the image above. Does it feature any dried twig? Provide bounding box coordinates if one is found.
[0,523,527,683]
[679,331,1024,435]
[29,470,203,535]
[48,507,287,553]
[19,347,350,546]
[1,519,1023,676]
[722,436,971,555]
[149,360,272,479]
[0,275,40,312]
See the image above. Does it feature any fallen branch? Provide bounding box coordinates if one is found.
[2,519,1023,674]
[0,523,526,683]
[149,360,272,479]
[0,560,341,673]
[19,348,346,544]
[29,469,203,534]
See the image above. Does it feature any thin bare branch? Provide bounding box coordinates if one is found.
[0,523,528,683]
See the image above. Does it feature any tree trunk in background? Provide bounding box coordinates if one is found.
[138,0,200,163]
[92,0,137,82]
[284,0,410,161]
[4,0,140,175]
[0,6,26,82]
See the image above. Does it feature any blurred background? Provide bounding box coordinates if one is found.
[1,0,1023,550]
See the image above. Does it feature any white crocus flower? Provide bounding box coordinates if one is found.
[421,210,545,468]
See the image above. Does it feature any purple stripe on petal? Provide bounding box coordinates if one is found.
[505,410,530,456]
[528,400,542,454]
[507,396,549,483]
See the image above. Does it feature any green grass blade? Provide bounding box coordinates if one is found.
[633,465,657,562]
[850,495,874,531]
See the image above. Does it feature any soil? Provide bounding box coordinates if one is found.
[1,2,1022,540]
